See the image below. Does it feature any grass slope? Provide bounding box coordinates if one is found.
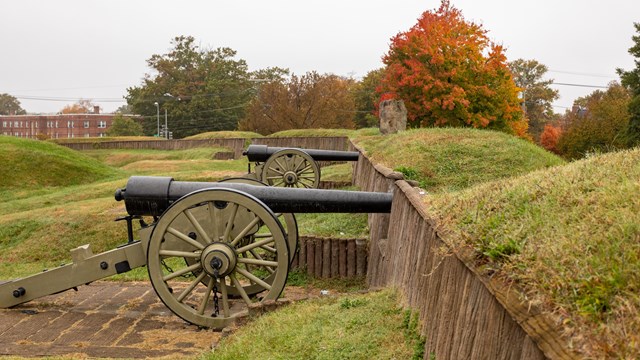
[354,128,565,193]
[428,147,640,358]
[0,136,119,190]
[212,289,422,359]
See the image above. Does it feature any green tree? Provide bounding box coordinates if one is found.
[238,72,356,135]
[126,36,254,138]
[557,82,631,159]
[508,59,559,140]
[378,0,524,136]
[352,68,384,128]
[115,104,133,114]
[0,93,27,115]
[106,114,144,136]
[617,22,640,146]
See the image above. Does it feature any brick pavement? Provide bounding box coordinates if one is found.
[0,281,222,359]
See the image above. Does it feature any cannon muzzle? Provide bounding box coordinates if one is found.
[243,144,359,162]
[116,176,392,217]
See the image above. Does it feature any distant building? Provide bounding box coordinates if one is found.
[0,107,121,139]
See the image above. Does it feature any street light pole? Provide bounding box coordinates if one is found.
[154,102,160,137]
[164,108,168,139]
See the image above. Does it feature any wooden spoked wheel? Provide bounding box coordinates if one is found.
[261,149,320,188]
[147,188,289,329]
[218,177,299,265]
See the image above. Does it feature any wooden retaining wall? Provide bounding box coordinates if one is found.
[57,139,248,158]
[351,142,574,359]
[290,237,367,278]
[250,136,350,151]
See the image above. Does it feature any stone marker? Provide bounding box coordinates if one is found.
[379,99,407,134]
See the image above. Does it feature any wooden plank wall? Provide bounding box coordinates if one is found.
[290,237,367,278]
[351,142,574,359]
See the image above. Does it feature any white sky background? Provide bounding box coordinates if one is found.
[1,0,638,114]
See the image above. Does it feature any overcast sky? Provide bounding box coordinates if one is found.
[1,0,638,115]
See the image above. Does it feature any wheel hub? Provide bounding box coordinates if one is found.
[201,242,236,277]
[283,171,298,185]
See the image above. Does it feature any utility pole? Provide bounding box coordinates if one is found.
[154,102,160,137]
[164,108,168,139]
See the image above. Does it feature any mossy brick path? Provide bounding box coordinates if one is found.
[0,281,232,358]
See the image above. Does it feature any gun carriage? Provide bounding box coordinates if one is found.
[0,175,392,329]
[243,144,360,188]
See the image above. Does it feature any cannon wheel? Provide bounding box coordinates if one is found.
[182,177,298,297]
[147,188,289,328]
[261,148,320,188]
[218,177,298,264]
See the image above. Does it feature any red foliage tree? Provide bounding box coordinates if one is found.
[540,124,562,154]
[378,0,523,135]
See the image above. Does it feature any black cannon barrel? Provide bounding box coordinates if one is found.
[115,176,392,217]
[243,144,360,162]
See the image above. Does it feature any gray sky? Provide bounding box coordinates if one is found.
[1,0,638,115]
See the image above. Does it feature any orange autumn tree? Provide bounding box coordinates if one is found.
[378,0,524,135]
[540,124,562,154]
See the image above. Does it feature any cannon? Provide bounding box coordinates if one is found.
[0,176,392,329]
[243,144,360,188]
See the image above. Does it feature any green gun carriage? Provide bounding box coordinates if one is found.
[0,176,392,329]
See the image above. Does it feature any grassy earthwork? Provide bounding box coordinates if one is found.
[2,127,638,358]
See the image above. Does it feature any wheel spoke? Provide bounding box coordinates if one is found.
[237,257,278,267]
[230,273,252,305]
[249,249,275,274]
[158,250,200,258]
[222,203,239,242]
[198,277,215,315]
[209,202,220,242]
[177,271,207,302]
[219,277,230,317]
[229,216,262,247]
[167,227,205,250]
[268,167,285,175]
[274,157,288,172]
[260,244,277,253]
[236,267,272,291]
[162,262,202,281]
[236,237,275,254]
[292,157,305,172]
[184,208,212,244]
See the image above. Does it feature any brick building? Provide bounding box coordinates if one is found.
[0,110,118,139]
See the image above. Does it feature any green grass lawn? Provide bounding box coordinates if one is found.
[353,127,565,193]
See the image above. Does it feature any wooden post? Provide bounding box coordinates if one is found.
[339,239,347,278]
[356,239,367,276]
[331,239,340,278]
[322,239,331,278]
[298,237,306,271]
[314,238,323,277]
[347,239,356,277]
[306,238,315,277]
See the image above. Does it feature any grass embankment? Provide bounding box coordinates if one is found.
[427,148,640,358]
[353,127,565,193]
[0,136,119,191]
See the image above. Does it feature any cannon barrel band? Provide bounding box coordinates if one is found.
[115,176,392,217]
[243,144,360,162]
